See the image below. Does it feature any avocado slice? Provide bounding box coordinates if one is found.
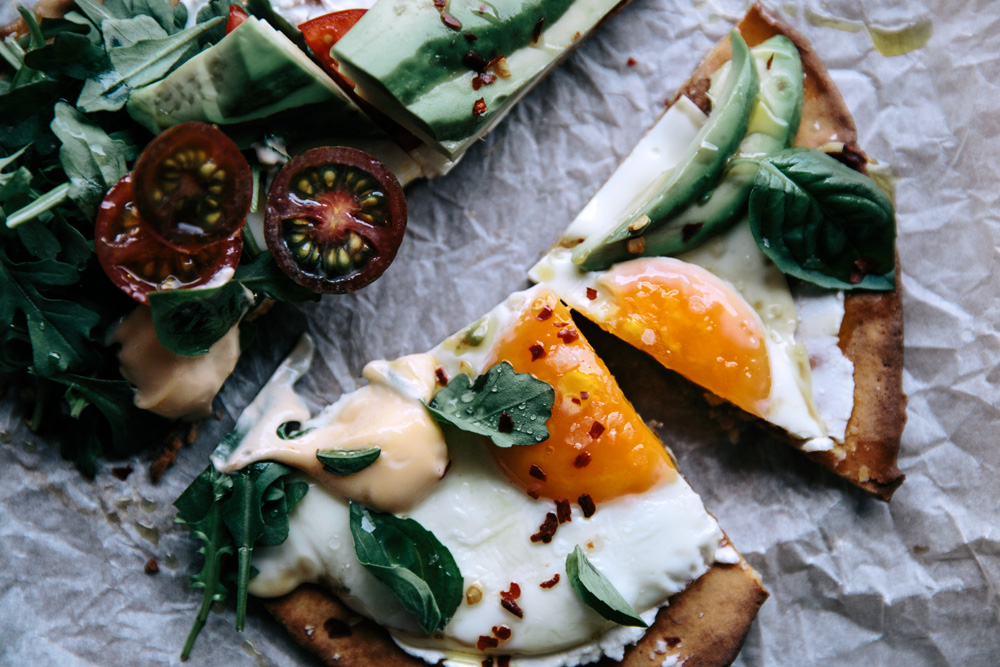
[571,31,760,271]
[126,18,365,134]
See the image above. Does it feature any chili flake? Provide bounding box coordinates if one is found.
[571,397,581,405]
[580,391,589,400]
[478,636,500,650]
[527,489,540,500]
[498,411,514,433]
[589,421,605,439]
[441,12,461,30]
[498,658,511,667]
[574,451,591,468]
[529,343,545,360]
[530,512,559,544]
[493,625,512,640]
[464,32,478,41]
[144,558,159,575]
[586,287,597,300]
[473,97,487,115]
[626,56,637,66]
[112,465,134,481]
[682,222,704,243]
[555,499,572,523]
[540,574,560,589]
[500,583,524,618]
[578,493,596,518]
[529,464,547,481]
[435,367,449,385]
[433,0,445,6]
[766,53,775,70]
[536,305,553,321]
[557,327,579,344]
[532,17,545,43]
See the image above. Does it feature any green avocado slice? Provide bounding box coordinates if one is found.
[571,31,759,271]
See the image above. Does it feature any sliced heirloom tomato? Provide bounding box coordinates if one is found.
[299,9,366,87]
[96,174,243,304]
[132,122,252,246]
[264,147,407,294]
[225,3,250,34]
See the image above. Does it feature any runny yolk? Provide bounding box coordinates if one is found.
[486,290,676,503]
[598,257,771,418]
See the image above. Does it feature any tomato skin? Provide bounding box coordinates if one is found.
[132,122,252,247]
[299,10,366,86]
[96,174,243,305]
[264,146,407,295]
[225,4,249,34]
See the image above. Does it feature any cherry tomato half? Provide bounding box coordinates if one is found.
[225,3,250,34]
[132,122,252,246]
[299,9,366,87]
[96,174,243,304]
[264,147,406,294]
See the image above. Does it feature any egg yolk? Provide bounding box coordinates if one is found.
[598,257,771,418]
[486,290,676,503]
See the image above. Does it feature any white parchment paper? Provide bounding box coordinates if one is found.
[2,0,999,665]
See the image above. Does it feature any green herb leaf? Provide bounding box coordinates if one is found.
[246,0,308,51]
[425,361,554,448]
[50,102,132,214]
[748,147,896,291]
[23,31,111,79]
[349,502,464,633]
[77,16,223,113]
[565,545,648,628]
[317,447,381,476]
[148,282,251,357]
[232,251,320,303]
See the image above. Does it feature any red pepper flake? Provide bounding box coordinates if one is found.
[498,658,511,667]
[492,625,512,640]
[530,512,559,543]
[854,256,880,276]
[529,464,547,481]
[498,411,514,433]
[500,583,524,618]
[682,222,704,243]
[589,421,605,439]
[144,558,159,575]
[580,391,589,400]
[433,0,445,6]
[464,50,488,71]
[665,636,681,648]
[529,343,545,361]
[532,17,545,43]
[464,32,478,41]
[502,582,521,600]
[766,53,775,70]
[830,143,868,172]
[539,574,560,589]
[557,327,579,344]
[553,321,568,328]
[479,72,496,86]
[555,499,572,524]
[441,12,461,30]
[478,636,500,650]
[536,305,553,321]
[626,56,637,66]
[574,451,591,468]
[578,493,596,518]
[435,367,449,385]
[473,76,483,91]
[473,97,487,115]
[111,465,134,481]
[585,287,597,300]
[571,397,581,405]
[527,488,540,500]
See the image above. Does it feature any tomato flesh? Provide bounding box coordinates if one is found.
[132,122,252,246]
[265,147,406,294]
[299,10,366,86]
[96,174,243,304]
[225,4,250,34]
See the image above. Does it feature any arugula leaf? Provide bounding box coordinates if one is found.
[77,16,223,113]
[175,465,236,661]
[232,251,319,303]
[425,361,554,448]
[0,249,100,376]
[148,282,252,357]
[748,147,896,291]
[50,102,132,214]
[44,373,171,456]
[349,503,464,633]
[317,447,381,476]
[24,31,111,80]
[565,545,648,628]
[195,0,229,46]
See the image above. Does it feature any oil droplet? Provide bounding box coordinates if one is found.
[328,537,342,550]
[137,522,160,546]
[23,440,37,453]
[867,20,932,56]
[242,640,268,667]
[140,497,157,513]
[805,9,863,33]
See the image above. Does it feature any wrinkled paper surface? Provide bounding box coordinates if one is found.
[2,0,999,665]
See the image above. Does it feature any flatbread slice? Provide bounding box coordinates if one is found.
[673,3,905,500]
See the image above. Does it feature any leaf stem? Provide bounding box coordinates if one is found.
[6,182,71,228]
[235,546,251,631]
[181,504,224,662]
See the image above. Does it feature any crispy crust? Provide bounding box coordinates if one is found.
[672,4,906,501]
[265,555,767,667]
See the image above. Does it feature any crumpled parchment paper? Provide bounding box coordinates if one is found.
[2,0,999,665]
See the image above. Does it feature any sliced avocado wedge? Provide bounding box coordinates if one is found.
[571,31,759,271]
[632,35,804,255]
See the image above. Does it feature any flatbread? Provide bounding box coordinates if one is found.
[671,3,906,501]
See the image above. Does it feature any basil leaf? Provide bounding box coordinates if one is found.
[749,147,896,291]
[349,503,463,633]
[565,545,648,628]
[317,447,381,476]
[425,361,554,448]
[148,282,251,357]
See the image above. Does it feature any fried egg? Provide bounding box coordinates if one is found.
[529,97,855,451]
[226,285,729,666]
